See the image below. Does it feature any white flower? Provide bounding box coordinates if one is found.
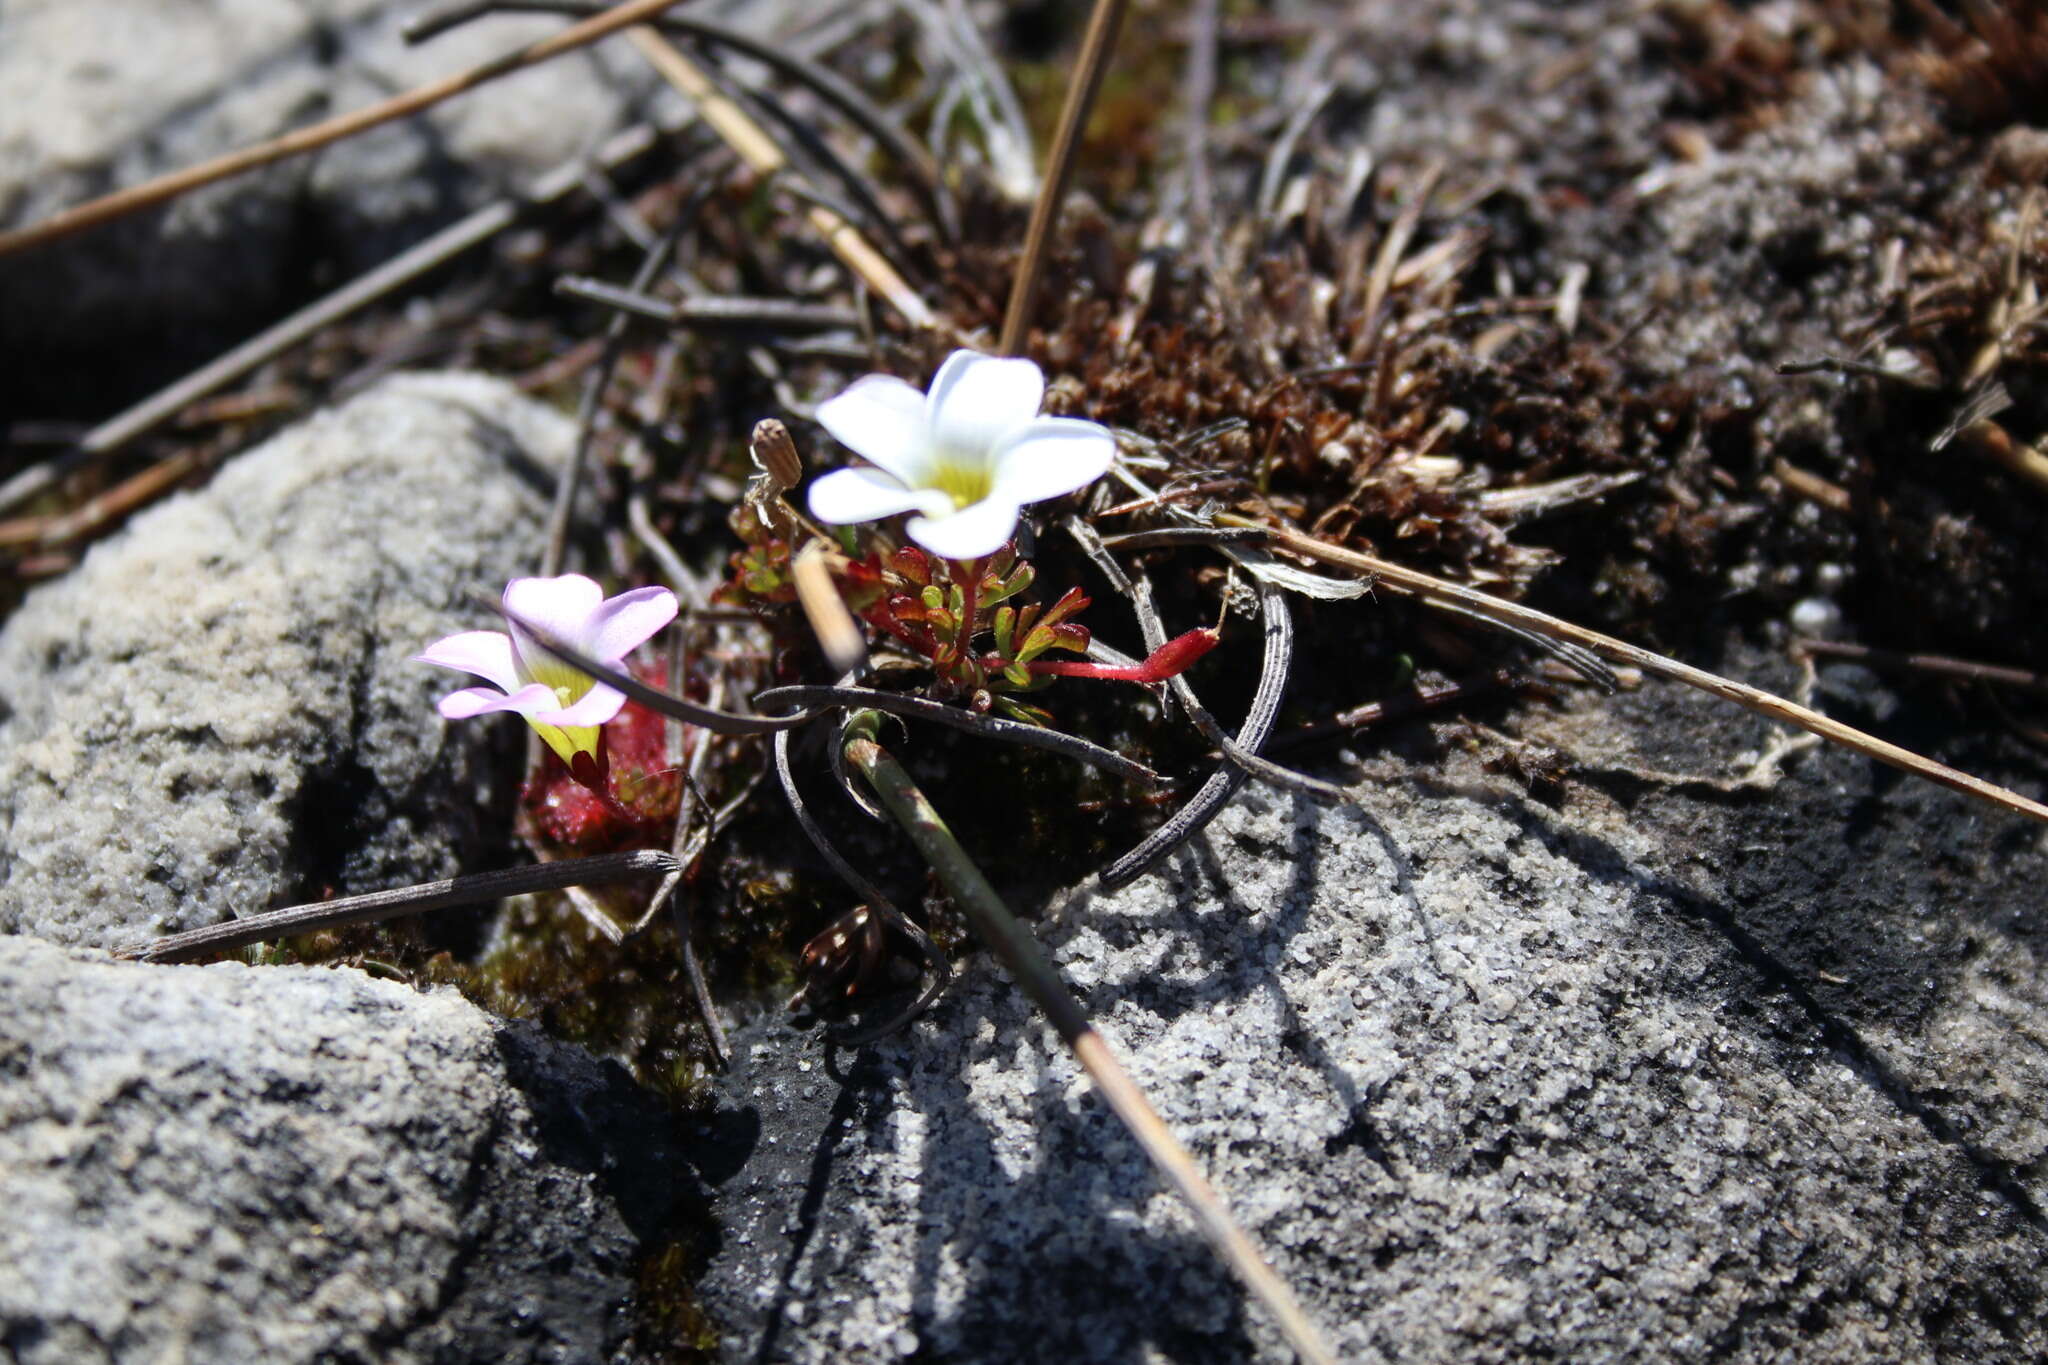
[806,349,1115,559]
[416,574,676,774]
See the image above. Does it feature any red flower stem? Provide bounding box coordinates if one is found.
[1025,627,1220,683]
[950,555,986,669]
[568,733,645,824]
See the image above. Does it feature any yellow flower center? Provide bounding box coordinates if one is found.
[514,645,602,767]
[929,456,994,511]
[524,653,593,706]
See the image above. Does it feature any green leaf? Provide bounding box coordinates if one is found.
[982,561,1035,606]
[990,695,1054,727]
[1039,586,1091,630]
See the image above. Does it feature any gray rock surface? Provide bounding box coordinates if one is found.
[0,371,568,946]
[0,934,691,1365]
[0,0,688,406]
[695,659,2048,1363]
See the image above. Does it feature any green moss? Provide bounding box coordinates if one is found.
[426,892,717,1106]
[629,1239,721,1362]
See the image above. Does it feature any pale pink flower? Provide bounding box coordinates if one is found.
[417,574,677,773]
[806,349,1114,559]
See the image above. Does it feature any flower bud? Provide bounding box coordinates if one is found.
[750,419,804,492]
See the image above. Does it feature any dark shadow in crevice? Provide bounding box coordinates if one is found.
[752,1050,881,1365]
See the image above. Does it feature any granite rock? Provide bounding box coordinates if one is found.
[694,658,2048,1362]
[0,934,691,1365]
[0,371,568,946]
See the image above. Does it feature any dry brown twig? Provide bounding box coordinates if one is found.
[408,1,956,240]
[0,119,673,521]
[0,448,207,552]
[998,0,1132,355]
[0,0,701,260]
[121,851,679,964]
[1225,517,2048,826]
[1796,640,2048,699]
[624,28,935,328]
[841,713,1339,1365]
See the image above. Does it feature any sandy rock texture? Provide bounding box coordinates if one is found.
[0,372,566,946]
[695,655,2048,1363]
[0,934,691,1365]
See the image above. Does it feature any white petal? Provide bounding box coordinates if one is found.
[583,586,677,661]
[989,418,1115,506]
[416,630,521,693]
[532,682,626,728]
[816,374,934,484]
[437,682,559,719]
[906,497,1025,561]
[503,574,604,645]
[926,351,1045,462]
[502,574,607,690]
[808,468,952,525]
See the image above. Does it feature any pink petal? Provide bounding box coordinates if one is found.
[816,374,934,485]
[808,467,952,525]
[502,574,605,647]
[531,683,626,728]
[415,630,521,693]
[906,497,1026,561]
[990,418,1115,505]
[583,586,678,661]
[925,351,1044,461]
[436,682,560,719]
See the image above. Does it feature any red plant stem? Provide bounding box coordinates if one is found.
[949,556,987,670]
[568,733,644,824]
[1025,627,1220,683]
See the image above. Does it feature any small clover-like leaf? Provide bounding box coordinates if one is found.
[890,544,932,586]
[1039,586,1091,630]
[879,593,914,625]
[991,695,1055,726]
[1049,622,1090,654]
[981,560,1035,607]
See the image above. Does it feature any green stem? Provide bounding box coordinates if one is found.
[839,710,1338,1365]
[841,710,1082,1038]
[949,555,986,687]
